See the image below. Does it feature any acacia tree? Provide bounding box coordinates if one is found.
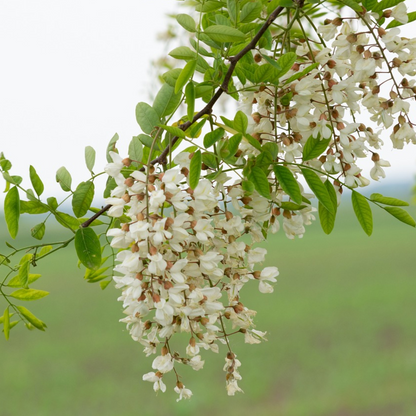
[1,0,416,401]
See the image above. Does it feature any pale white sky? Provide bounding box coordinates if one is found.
[0,1,416,212]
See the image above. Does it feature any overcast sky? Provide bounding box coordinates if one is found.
[1,1,416,213]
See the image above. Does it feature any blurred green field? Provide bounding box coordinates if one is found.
[1,196,416,416]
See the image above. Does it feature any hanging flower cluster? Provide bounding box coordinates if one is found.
[104,148,307,399]
[102,0,416,401]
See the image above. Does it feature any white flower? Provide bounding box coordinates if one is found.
[152,353,174,374]
[257,267,279,293]
[142,372,166,393]
[105,151,124,177]
[174,384,193,401]
[392,2,408,24]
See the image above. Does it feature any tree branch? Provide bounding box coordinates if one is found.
[81,4,289,228]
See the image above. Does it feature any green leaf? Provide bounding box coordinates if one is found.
[100,280,111,290]
[54,211,82,231]
[244,134,262,151]
[3,307,10,340]
[373,0,404,13]
[138,134,160,150]
[189,150,202,189]
[159,125,186,138]
[128,136,143,164]
[56,166,72,192]
[284,62,320,84]
[227,134,243,157]
[202,152,218,169]
[185,82,195,122]
[39,246,53,257]
[386,11,416,28]
[280,202,307,211]
[301,168,335,214]
[153,83,182,118]
[240,1,262,23]
[169,46,197,61]
[4,186,20,239]
[135,102,160,134]
[234,111,248,134]
[31,223,46,240]
[176,13,197,32]
[338,0,364,13]
[273,165,302,204]
[29,165,44,196]
[249,166,271,199]
[318,180,337,234]
[362,0,378,11]
[261,54,282,70]
[303,135,331,161]
[204,25,246,43]
[351,191,373,236]
[276,52,297,78]
[16,306,47,331]
[72,182,95,218]
[106,133,119,162]
[383,207,416,227]
[75,228,102,271]
[47,197,58,210]
[242,180,254,193]
[20,200,49,214]
[227,0,238,23]
[162,68,182,88]
[253,64,280,83]
[85,146,96,173]
[204,128,225,148]
[370,193,409,206]
[262,142,279,160]
[10,289,49,301]
[2,172,23,186]
[8,272,41,288]
[175,60,197,93]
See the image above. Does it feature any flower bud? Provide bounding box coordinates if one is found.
[161,346,169,356]
[124,177,134,187]
[163,281,174,290]
[254,53,262,63]
[253,271,261,279]
[122,158,132,167]
[327,59,336,69]
[136,272,143,280]
[392,58,402,67]
[346,33,357,44]
[378,27,386,37]
[332,17,343,26]
[252,112,261,124]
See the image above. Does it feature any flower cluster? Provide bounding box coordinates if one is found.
[238,3,416,191]
[104,150,294,399]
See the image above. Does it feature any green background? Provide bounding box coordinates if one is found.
[1,190,416,416]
